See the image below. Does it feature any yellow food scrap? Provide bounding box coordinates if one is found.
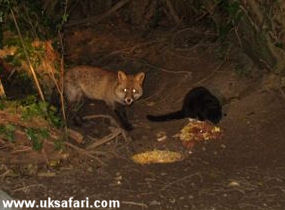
[178,120,223,149]
[213,127,221,132]
[132,150,183,164]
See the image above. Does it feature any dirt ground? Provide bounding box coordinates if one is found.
[2,24,285,210]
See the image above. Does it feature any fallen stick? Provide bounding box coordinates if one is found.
[42,139,105,165]
[126,57,192,76]
[64,142,105,165]
[0,169,11,180]
[160,172,202,191]
[87,129,121,150]
[83,114,130,142]
[121,201,148,208]
[67,128,84,144]
[11,147,32,154]
[13,184,45,193]
[0,78,6,98]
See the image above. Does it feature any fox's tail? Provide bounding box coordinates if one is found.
[147,110,184,122]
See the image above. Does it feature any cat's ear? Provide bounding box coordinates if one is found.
[135,72,145,85]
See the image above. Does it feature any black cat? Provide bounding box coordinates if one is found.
[147,87,222,124]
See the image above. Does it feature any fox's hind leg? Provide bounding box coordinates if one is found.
[65,82,83,104]
[64,84,84,125]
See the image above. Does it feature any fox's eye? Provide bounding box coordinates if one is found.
[132,89,136,93]
[123,88,127,92]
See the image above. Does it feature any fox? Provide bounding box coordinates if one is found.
[64,65,145,130]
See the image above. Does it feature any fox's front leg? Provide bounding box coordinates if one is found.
[114,104,133,131]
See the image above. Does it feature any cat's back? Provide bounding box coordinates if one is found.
[184,87,212,104]
[183,87,221,110]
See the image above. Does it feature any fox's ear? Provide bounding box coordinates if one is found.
[118,71,127,83]
[135,72,145,85]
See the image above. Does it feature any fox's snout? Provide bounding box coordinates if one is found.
[124,97,133,105]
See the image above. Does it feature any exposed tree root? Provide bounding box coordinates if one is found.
[66,0,130,27]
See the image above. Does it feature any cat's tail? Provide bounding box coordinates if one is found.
[147,110,184,122]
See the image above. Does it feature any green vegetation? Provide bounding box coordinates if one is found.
[0,95,63,151]
[0,123,15,142]
[25,127,49,151]
[20,95,62,128]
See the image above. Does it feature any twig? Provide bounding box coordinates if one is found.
[10,9,45,101]
[66,0,130,27]
[128,58,192,77]
[88,150,110,156]
[37,172,56,177]
[58,31,68,132]
[0,78,6,98]
[170,40,205,52]
[160,172,202,191]
[140,82,167,103]
[43,139,105,165]
[171,27,217,51]
[98,40,160,63]
[41,141,49,165]
[64,142,105,165]
[234,25,243,48]
[0,169,11,180]
[57,0,68,131]
[13,184,45,193]
[165,0,180,24]
[192,61,226,86]
[0,138,7,145]
[279,88,285,100]
[83,114,130,142]
[121,201,148,208]
[11,147,32,154]
[239,4,259,32]
[67,128,84,144]
[83,114,117,126]
[87,129,121,150]
[195,11,209,22]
